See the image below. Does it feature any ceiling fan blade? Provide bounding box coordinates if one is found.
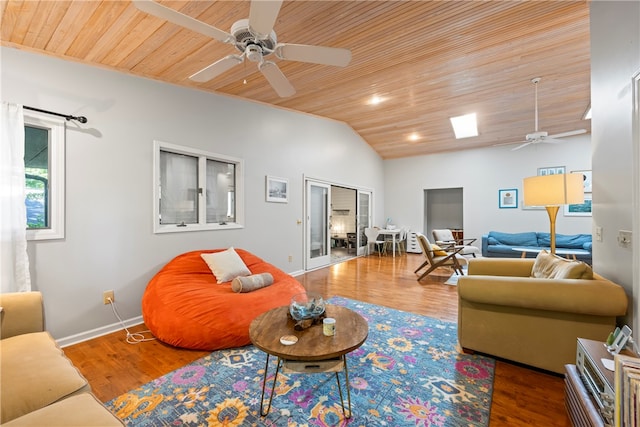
[189,55,243,82]
[249,0,283,39]
[548,129,587,139]
[259,61,295,97]
[133,0,231,43]
[275,43,352,67]
[512,142,533,151]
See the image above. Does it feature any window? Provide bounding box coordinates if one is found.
[153,141,244,233]
[24,111,65,241]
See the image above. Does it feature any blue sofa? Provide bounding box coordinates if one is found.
[482,231,592,264]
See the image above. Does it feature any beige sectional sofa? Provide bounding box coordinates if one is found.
[0,291,123,426]
[457,256,628,374]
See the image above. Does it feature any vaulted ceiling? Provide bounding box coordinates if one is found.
[1,1,591,159]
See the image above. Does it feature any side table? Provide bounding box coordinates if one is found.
[565,338,635,426]
[249,305,368,418]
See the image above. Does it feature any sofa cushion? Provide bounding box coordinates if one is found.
[488,231,538,247]
[531,250,593,280]
[537,233,592,249]
[3,393,124,426]
[1,332,90,423]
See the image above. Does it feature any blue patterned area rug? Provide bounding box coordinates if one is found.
[107,297,494,426]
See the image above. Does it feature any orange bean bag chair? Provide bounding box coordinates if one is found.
[142,248,305,350]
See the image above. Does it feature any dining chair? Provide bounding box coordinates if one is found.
[346,232,358,254]
[432,229,481,258]
[414,233,466,280]
[364,227,386,256]
[387,226,408,255]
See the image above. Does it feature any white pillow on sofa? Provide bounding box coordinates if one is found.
[201,247,251,283]
[531,250,593,280]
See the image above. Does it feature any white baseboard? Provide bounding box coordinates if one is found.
[57,315,144,348]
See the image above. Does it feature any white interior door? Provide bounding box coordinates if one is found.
[358,190,372,255]
[306,180,331,269]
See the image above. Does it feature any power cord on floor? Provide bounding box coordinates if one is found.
[107,297,156,344]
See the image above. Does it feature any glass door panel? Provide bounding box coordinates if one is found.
[358,190,372,255]
[306,180,331,269]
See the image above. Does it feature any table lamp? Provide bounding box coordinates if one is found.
[523,173,584,254]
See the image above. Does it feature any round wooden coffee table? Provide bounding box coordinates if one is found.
[249,304,368,418]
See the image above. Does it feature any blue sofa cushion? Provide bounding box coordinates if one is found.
[487,231,538,247]
[537,233,592,249]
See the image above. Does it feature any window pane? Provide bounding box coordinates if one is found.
[160,151,198,224]
[206,159,235,223]
[24,125,49,229]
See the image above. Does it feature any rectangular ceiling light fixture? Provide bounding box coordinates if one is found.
[450,113,478,139]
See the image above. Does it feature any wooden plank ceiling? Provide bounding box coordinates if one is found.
[1,0,591,159]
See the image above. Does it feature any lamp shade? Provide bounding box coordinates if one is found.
[523,173,584,206]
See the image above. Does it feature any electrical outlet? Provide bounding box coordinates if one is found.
[103,290,114,305]
[288,255,293,262]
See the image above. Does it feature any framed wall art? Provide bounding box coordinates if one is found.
[564,193,592,216]
[266,176,288,203]
[537,166,566,176]
[498,189,518,209]
[571,169,592,193]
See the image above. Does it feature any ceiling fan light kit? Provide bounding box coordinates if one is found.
[133,0,352,98]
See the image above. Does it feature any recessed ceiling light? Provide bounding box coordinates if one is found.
[408,132,420,142]
[450,113,478,139]
[368,95,384,106]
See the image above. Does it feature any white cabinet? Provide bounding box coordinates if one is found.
[406,232,421,253]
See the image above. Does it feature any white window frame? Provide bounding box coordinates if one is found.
[24,111,65,241]
[153,140,244,233]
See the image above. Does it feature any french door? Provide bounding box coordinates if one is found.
[305,180,331,269]
[357,190,372,255]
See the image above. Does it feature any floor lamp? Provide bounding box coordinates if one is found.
[523,173,584,255]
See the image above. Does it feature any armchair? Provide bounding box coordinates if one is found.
[432,229,481,258]
[414,233,467,280]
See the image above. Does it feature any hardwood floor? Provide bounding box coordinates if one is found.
[64,253,571,426]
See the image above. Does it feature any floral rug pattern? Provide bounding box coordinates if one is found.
[107,297,494,426]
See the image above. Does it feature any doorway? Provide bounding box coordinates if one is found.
[424,188,464,239]
[305,179,372,270]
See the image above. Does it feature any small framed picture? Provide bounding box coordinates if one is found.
[499,189,518,209]
[266,176,288,203]
[564,193,592,216]
[537,166,566,176]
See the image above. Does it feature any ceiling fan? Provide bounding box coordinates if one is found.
[133,0,352,97]
[506,77,586,151]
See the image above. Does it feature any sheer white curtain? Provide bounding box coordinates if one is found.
[1,102,31,293]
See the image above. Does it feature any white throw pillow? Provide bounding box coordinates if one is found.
[531,250,593,280]
[201,248,251,284]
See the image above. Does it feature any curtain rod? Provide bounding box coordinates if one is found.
[24,106,88,124]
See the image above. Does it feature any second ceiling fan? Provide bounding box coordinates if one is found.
[133,0,352,97]
[508,77,586,151]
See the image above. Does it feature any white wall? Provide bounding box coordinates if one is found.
[0,47,384,342]
[384,135,592,243]
[590,1,640,331]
